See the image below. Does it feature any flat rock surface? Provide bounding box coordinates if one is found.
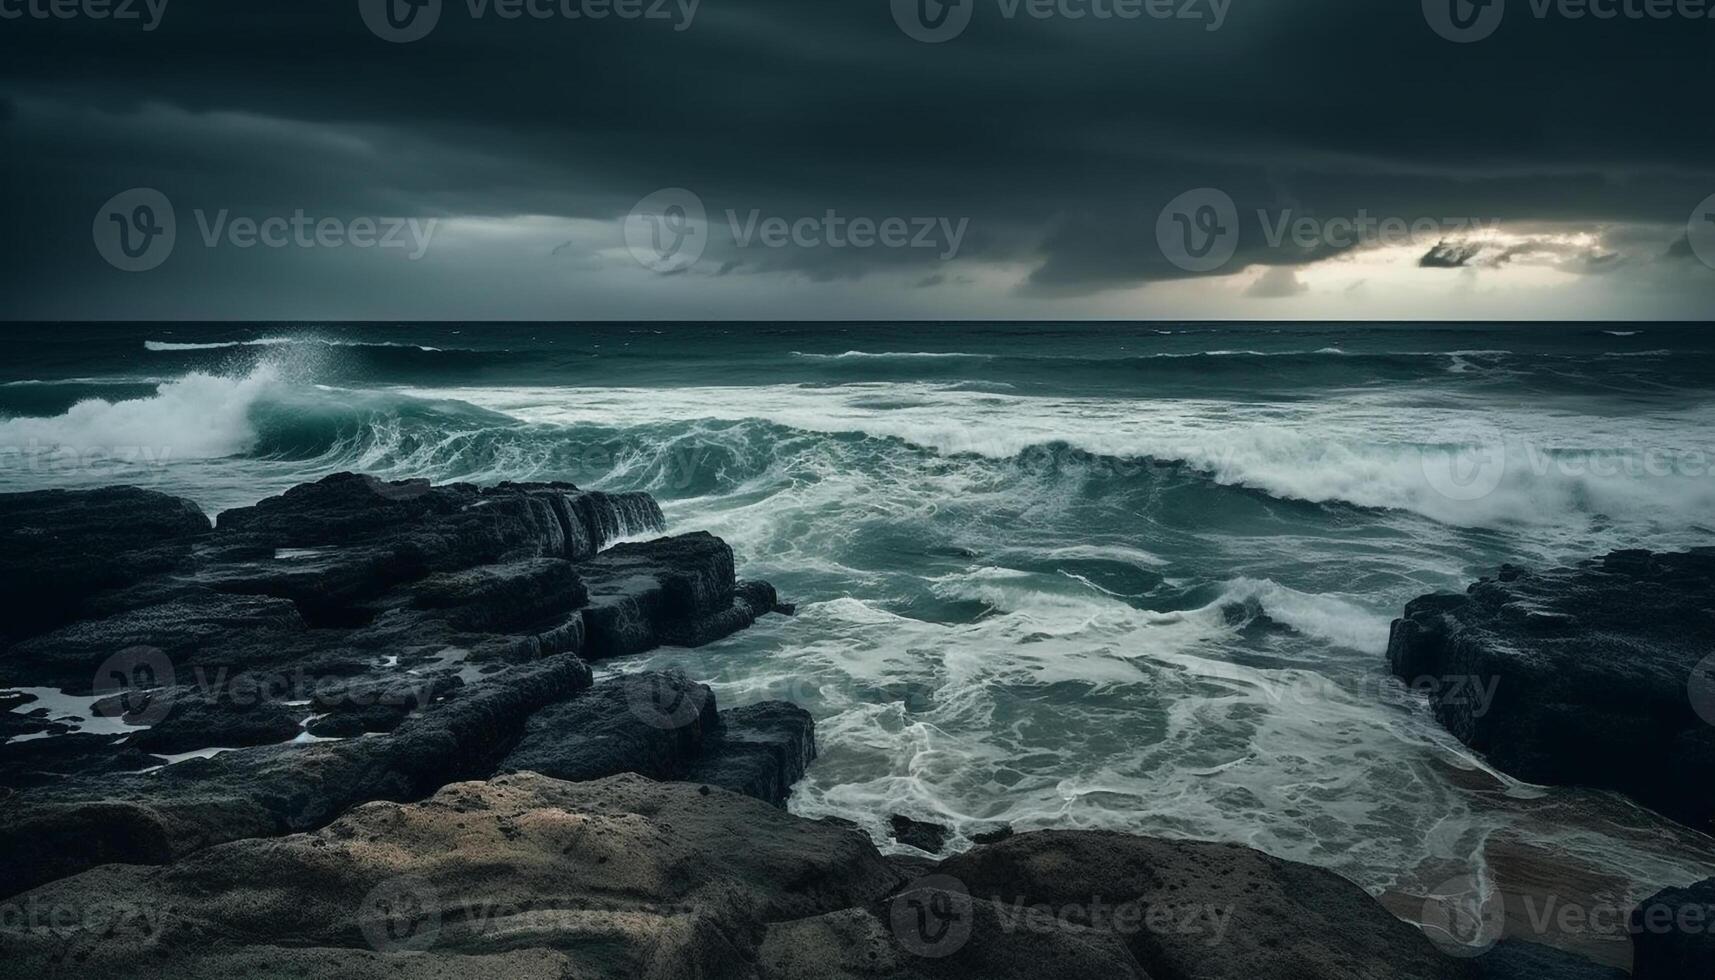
[0,773,902,980]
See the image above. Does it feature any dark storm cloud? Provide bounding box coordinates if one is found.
[1,0,1712,315]
[1420,242,1482,269]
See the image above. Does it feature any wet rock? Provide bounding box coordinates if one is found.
[936,830,1465,980]
[499,670,718,784]
[0,474,786,901]
[1387,550,1715,830]
[1472,940,1627,979]
[500,673,815,807]
[688,700,817,807]
[405,558,588,633]
[0,732,159,788]
[1629,878,1715,980]
[0,486,210,639]
[120,687,306,755]
[6,591,308,690]
[578,532,760,658]
[207,474,661,623]
[304,673,463,736]
[889,814,951,854]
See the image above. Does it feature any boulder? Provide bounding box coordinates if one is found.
[501,673,817,808]
[1471,940,1627,979]
[578,533,766,658]
[688,700,818,807]
[890,814,952,854]
[1387,550,1715,831]
[935,830,1465,980]
[1629,878,1715,980]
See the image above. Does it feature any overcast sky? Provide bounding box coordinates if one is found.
[2,0,1713,320]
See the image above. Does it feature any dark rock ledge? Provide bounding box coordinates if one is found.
[1386,549,1715,832]
[0,474,800,899]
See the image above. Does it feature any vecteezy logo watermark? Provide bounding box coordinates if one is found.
[625,188,708,273]
[1690,653,1715,728]
[0,0,169,30]
[1419,420,1508,502]
[1157,190,1501,275]
[358,878,442,953]
[1420,874,1505,957]
[625,188,970,271]
[360,473,438,502]
[93,189,176,273]
[893,0,1229,42]
[1157,188,1239,274]
[623,670,710,730]
[93,189,440,271]
[91,646,176,726]
[1423,0,1505,42]
[993,895,1233,945]
[360,0,443,42]
[360,0,699,42]
[0,896,171,942]
[889,874,974,958]
[891,0,976,42]
[1689,193,1715,272]
[1427,0,1715,42]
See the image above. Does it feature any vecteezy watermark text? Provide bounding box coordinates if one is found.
[1156,188,1499,274]
[892,0,1230,43]
[93,189,439,272]
[359,0,698,43]
[0,0,168,30]
[624,188,969,272]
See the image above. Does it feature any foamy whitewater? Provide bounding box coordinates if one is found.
[4,322,1714,914]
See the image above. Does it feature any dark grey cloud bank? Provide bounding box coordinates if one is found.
[1,0,1712,318]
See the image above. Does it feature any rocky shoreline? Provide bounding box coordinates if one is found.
[1,476,1710,978]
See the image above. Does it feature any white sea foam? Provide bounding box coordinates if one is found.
[792,350,992,360]
[0,364,283,459]
[144,338,298,351]
[144,338,444,352]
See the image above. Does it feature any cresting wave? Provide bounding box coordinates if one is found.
[427,381,1715,540]
[144,337,448,352]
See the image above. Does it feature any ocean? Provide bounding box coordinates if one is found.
[4,321,1714,921]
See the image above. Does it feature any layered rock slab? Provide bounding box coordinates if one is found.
[1386,549,1715,830]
